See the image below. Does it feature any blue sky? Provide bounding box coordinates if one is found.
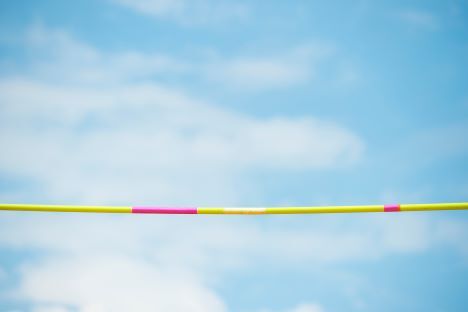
[0,0,467,311]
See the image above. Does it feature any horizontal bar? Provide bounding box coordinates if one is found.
[0,203,466,215]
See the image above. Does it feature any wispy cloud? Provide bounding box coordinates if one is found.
[398,9,439,30]
[18,24,335,91]
[21,23,187,84]
[205,44,333,90]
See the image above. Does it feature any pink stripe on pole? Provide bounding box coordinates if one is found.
[132,207,197,214]
[384,204,400,212]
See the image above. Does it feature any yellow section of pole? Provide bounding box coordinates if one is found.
[0,204,132,213]
[264,205,384,214]
[400,202,468,211]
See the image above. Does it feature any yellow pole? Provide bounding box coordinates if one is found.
[0,202,467,214]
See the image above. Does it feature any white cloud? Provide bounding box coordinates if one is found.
[205,44,333,90]
[110,0,249,25]
[32,306,70,312]
[287,303,325,312]
[0,78,363,204]
[0,213,454,266]
[216,58,304,88]
[22,23,187,85]
[19,255,225,312]
[259,302,325,312]
[19,23,336,91]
